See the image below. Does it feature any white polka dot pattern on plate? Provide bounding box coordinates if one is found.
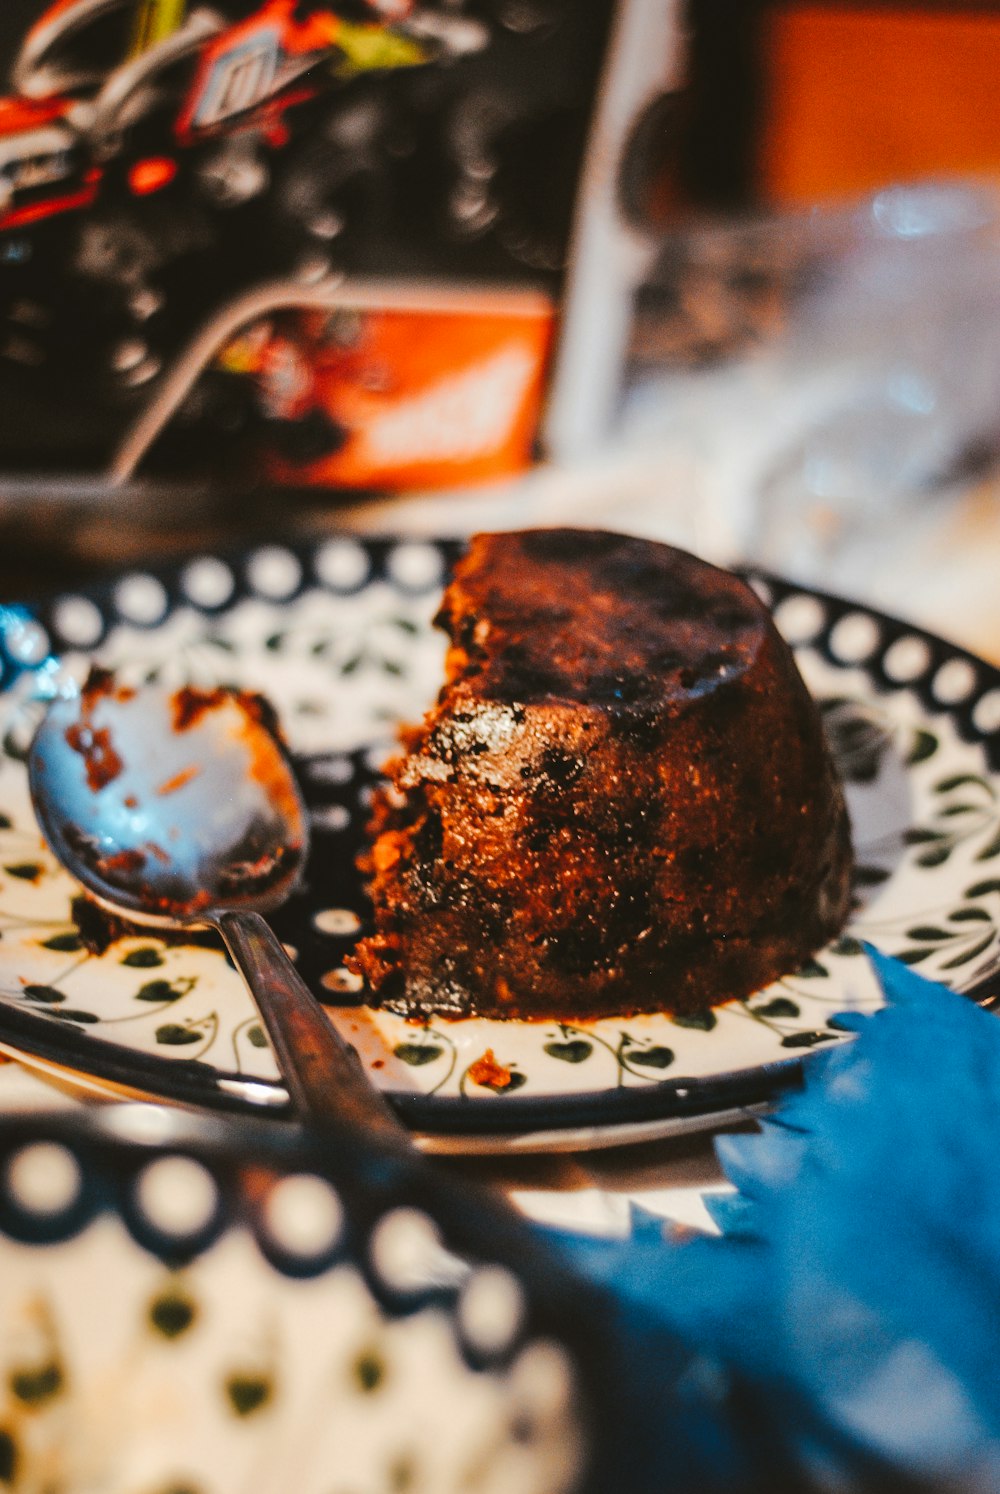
[883,634,932,682]
[830,612,880,664]
[311,804,351,832]
[181,555,234,608]
[371,1207,467,1293]
[748,577,773,607]
[509,1340,575,1423]
[2,616,50,665]
[136,1155,217,1236]
[315,538,369,591]
[115,573,168,625]
[306,755,355,785]
[265,1172,343,1256]
[933,657,977,705]
[973,688,1000,735]
[459,1266,525,1357]
[773,593,826,644]
[247,546,302,599]
[314,908,362,936]
[321,966,363,994]
[364,742,394,774]
[6,1142,81,1215]
[53,595,103,646]
[388,542,444,591]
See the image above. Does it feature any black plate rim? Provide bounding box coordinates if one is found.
[2,533,998,1137]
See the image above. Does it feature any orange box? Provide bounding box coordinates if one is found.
[761,5,1000,203]
[233,291,557,490]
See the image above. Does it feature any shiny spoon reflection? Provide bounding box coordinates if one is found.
[27,673,408,1146]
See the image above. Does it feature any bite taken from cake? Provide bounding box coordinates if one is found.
[349,529,853,1021]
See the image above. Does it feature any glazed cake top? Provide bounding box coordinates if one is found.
[436,529,768,708]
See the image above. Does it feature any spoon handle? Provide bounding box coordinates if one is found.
[216,909,410,1146]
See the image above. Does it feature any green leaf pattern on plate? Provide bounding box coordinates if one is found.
[0,571,998,1108]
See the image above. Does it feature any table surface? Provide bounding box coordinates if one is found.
[1,440,998,1233]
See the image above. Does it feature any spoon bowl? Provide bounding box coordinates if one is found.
[28,673,408,1146]
[29,673,307,925]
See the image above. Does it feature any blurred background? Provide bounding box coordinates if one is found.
[0,0,998,662]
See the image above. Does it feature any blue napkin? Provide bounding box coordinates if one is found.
[547,951,1000,1491]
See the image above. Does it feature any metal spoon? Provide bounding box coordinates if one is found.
[27,673,408,1148]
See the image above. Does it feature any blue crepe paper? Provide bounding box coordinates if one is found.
[544,952,1000,1491]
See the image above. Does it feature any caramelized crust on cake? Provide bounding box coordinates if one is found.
[350,529,853,1020]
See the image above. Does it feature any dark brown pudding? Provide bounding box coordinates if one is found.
[350,529,853,1020]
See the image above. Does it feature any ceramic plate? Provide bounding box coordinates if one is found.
[1,537,999,1153]
[0,1104,605,1494]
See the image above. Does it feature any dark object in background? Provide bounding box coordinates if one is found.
[618,0,764,228]
[0,0,621,478]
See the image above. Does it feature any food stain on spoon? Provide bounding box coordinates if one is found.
[64,720,123,792]
[62,667,139,792]
[156,766,201,797]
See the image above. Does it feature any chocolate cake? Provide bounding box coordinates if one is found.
[351,529,853,1020]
